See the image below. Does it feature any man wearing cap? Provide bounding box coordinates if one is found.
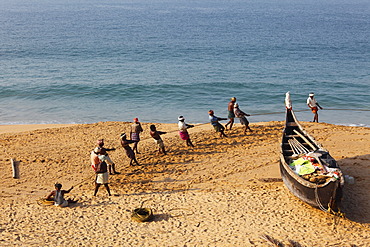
[307,92,323,123]
[225,97,237,130]
[178,116,195,147]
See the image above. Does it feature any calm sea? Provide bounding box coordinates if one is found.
[1,0,369,126]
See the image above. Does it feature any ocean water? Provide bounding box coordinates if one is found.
[1,0,369,126]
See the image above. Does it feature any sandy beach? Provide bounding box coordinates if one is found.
[0,121,369,246]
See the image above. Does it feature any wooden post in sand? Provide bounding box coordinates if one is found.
[11,158,19,179]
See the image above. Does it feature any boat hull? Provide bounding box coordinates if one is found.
[280,159,342,210]
[279,109,343,212]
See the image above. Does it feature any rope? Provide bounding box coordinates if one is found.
[322,108,370,112]
[249,108,370,117]
[250,109,313,116]
[315,184,345,218]
[250,111,288,116]
[250,110,304,116]
[124,108,368,138]
[72,173,95,188]
[315,184,328,213]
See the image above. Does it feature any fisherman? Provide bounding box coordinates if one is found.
[46,183,76,207]
[178,116,195,147]
[96,139,120,175]
[225,97,237,130]
[93,150,112,196]
[233,103,253,135]
[130,118,144,154]
[307,92,323,123]
[208,110,227,138]
[149,124,167,155]
[120,133,140,166]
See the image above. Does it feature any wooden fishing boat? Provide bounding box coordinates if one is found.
[280,93,344,212]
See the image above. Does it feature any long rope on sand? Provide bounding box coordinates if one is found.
[56,107,370,188]
[250,108,370,116]
[73,174,95,188]
[136,107,369,138]
[321,108,370,112]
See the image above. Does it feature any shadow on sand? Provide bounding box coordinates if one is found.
[338,154,370,224]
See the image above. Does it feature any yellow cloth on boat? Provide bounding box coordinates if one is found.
[290,158,309,167]
[298,163,315,175]
[290,158,315,176]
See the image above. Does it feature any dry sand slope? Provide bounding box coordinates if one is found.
[0,121,369,246]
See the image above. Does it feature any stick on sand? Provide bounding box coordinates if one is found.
[11,158,19,179]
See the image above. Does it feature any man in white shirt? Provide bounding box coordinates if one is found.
[307,92,323,122]
[178,116,195,147]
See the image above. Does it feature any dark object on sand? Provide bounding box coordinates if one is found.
[11,158,19,179]
[279,105,344,213]
[131,208,154,222]
[37,198,78,206]
[37,198,55,206]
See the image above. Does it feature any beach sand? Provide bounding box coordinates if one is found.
[0,121,369,246]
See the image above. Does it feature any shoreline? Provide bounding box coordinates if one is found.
[0,124,77,134]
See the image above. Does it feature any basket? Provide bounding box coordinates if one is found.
[131,208,154,222]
